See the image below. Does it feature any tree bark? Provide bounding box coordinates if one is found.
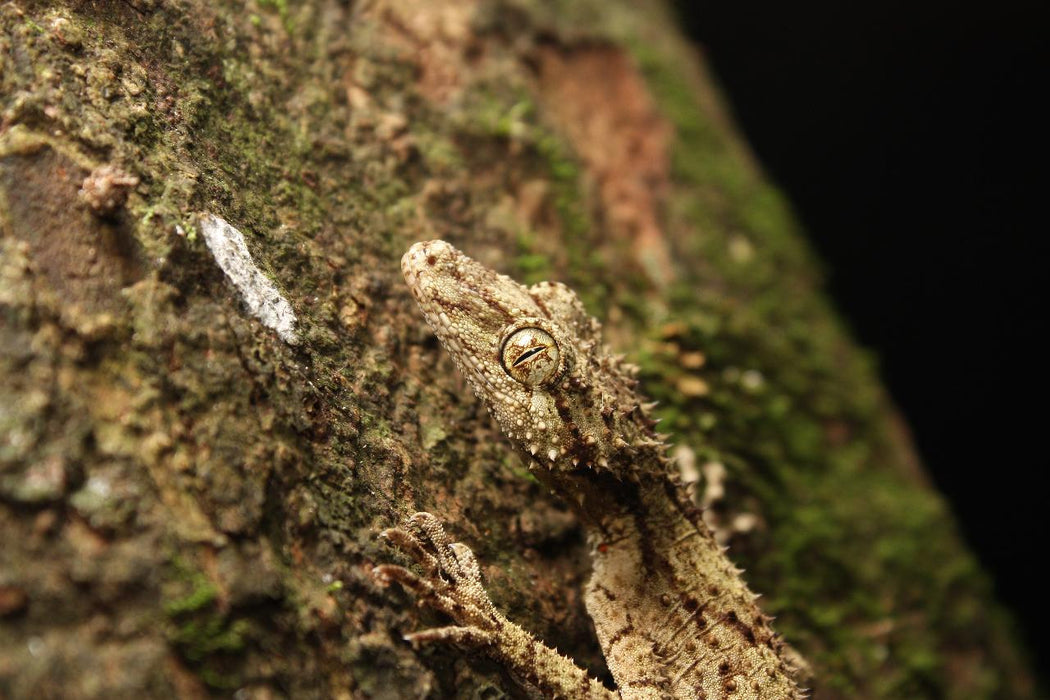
[0,0,1034,697]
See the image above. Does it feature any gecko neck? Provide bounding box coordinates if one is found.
[535,451,802,699]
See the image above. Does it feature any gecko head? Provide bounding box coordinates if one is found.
[402,240,654,476]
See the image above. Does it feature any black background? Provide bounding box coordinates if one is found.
[672,0,1047,681]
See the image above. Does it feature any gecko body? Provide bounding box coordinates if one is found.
[375,240,805,698]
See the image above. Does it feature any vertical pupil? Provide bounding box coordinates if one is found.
[513,346,546,367]
[502,327,560,385]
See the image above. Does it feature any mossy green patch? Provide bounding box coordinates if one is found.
[164,571,219,616]
[164,566,251,689]
[256,0,293,33]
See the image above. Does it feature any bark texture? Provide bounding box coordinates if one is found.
[0,0,1035,697]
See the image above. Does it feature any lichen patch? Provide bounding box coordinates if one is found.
[198,213,299,345]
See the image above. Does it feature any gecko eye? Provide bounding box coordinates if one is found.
[500,327,561,386]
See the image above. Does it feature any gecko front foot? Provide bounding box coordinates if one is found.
[373,511,501,649]
[374,512,617,699]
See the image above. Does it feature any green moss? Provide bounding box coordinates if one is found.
[164,571,218,616]
[164,567,251,689]
[256,0,293,33]
[489,99,534,140]
[171,616,251,663]
[507,461,540,484]
[22,18,44,34]
[415,130,464,173]
[512,231,553,284]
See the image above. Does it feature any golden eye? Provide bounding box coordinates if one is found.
[501,327,560,386]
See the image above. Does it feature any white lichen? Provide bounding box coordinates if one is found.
[199,213,298,344]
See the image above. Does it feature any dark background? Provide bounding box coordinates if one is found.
[672,0,1047,680]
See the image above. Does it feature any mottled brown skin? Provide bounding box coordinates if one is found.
[376,240,806,698]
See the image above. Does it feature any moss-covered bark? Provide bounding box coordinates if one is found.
[0,0,1034,697]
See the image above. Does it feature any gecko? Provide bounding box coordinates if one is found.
[374,240,807,699]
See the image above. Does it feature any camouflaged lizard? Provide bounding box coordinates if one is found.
[374,240,806,698]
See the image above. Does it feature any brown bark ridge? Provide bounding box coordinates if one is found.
[0,0,1034,697]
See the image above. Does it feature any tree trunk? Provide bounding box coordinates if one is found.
[0,0,1034,697]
